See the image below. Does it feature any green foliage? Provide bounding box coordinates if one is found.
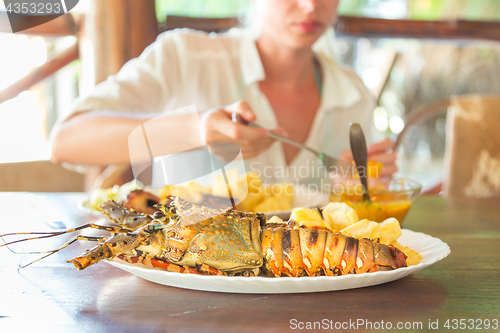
[338,0,370,16]
[409,0,500,21]
[156,0,500,21]
[156,0,250,22]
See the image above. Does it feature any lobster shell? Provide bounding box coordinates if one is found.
[261,222,407,277]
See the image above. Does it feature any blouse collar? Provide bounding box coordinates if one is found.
[240,35,266,86]
[239,34,362,112]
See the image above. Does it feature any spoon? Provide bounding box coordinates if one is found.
[349,123,371,202]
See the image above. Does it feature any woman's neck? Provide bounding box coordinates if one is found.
[255,35,316,91]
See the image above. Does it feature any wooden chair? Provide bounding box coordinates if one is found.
[396,95,500,199]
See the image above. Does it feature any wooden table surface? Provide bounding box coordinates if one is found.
[0,193,499,332]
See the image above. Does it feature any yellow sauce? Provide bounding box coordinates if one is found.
[330,191,413,224]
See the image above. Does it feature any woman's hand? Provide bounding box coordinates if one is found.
[201,101,287,159]
[339,138,397,177]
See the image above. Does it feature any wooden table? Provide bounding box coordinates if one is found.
[0,193,499,332]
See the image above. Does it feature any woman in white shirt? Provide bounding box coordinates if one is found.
[51,0,397,182]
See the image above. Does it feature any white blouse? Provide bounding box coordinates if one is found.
[69,29,375,183]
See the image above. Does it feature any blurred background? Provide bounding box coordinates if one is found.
[0,0,499,194]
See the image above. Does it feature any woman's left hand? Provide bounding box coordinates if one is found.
[340,138,397,177]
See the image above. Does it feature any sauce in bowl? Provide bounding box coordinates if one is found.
[329,178,422,224]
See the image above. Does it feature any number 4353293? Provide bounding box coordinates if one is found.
[444,319,498,330]
[5,2,63,15]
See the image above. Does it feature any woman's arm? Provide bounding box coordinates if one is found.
[51,101,287,166]
[50,110,204,165]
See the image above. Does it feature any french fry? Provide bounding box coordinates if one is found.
[162,185,189,200]
[184,181,211,203]
[237,191,264,212]
[212,169,240,197]
[270,184,294,211]
[242,171,263,193]
[211,170,295,212]
[254,196,282,212]
[236,172,265,211]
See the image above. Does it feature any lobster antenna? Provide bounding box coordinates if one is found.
[220,167,236,210]
[0,234,18,254]
[0,223,132,249]
[0,231,70,249]
[16,235,105,269]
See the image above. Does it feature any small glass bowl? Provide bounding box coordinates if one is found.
[329,176,422,224]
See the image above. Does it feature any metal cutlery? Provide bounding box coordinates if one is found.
[231,113,353,171]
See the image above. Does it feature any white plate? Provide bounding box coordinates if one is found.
[105,229,450,294]
[79,189,329,218]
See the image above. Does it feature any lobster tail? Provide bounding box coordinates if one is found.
[282,228,303,277]
[261,223,407,277]
[355,238,375,274]
[299,228,327,276]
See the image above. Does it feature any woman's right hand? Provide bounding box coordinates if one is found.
[201,101,287,159]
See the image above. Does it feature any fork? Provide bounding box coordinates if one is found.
[231,113,353,171]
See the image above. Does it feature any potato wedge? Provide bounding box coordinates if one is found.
[184,181,211,203]
[340,219,379,239]
[254,196,282,212]
[290,207,325,229]
[161,185,189,200]
[297,220,326,229]
[321,202,359,231]
[393,241,422,266]
[290,207,323,223]
[267,216,285,224]
[378,218,402,245]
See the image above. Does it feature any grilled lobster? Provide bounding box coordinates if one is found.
[261,220,407,277]
[0,196,407,276]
